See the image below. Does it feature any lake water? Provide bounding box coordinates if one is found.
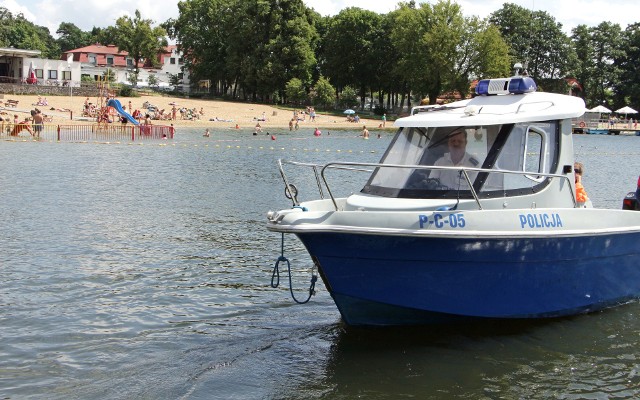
[2,129,640,399]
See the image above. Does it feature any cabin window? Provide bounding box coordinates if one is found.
[35,69,43,79]
[363,121,559,199]
[62,71,71,80]
[364,126,496,198]
[48,70,57,79]
[492,122,558,192]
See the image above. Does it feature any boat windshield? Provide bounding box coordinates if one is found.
[362,122,559,198]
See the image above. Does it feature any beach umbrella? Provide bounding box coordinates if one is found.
[343,109,355,115]
[615,106,638,116]
[587,105,611,113]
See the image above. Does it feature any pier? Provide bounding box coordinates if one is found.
[572,119,640,135]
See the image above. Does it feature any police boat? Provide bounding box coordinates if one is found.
[266,75,640,326]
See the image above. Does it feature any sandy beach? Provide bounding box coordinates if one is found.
[0,92,391,132]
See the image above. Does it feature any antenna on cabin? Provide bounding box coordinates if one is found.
[513,63,523,76]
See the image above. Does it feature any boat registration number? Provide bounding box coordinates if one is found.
[419,213,466,229]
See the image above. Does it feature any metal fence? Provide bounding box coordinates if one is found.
[1,123,174,142]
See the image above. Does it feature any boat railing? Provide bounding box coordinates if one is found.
[276,159,373,205]
[277,159,577,211]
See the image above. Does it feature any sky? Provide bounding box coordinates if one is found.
[1,0,639,38]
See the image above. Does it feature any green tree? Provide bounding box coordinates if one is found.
[489,3,575,88]
[313,76,336,109]
[89,26,119,45]
[285,77,306,104]
[56,22,90,52]
[0,8,60,58]
[127,71,138,86]
[571,24,592,102]
[616,23,640,109]
[339,85,358,108]
[169,73,182,90]
[227,0,317,101]
[147,74,159,87]
[449,17,510,97]
[588,22,624,108]
[321,7,383,104]
[102,68,116,83]
[164,0,233,96]
[113,10,168,81]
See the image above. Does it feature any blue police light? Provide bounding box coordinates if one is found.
[476,77,537,96]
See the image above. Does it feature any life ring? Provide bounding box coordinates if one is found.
[579,121,586,128]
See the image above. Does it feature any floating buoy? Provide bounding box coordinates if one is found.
[271,135,276,140]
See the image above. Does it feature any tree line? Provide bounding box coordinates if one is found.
[2,1,640,113]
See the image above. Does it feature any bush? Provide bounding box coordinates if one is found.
[373,105,386,116]
[118,87,139,97]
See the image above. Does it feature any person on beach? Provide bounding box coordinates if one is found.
[10,118,33,136]
[32,109,44,137]
[204,128,210,137]
[574,162,589,207]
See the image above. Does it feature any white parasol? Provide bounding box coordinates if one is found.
[615,106,638,116]
[587,105,611,113]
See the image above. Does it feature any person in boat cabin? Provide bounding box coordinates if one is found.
[574,162,589,206]
[430,129,479,189]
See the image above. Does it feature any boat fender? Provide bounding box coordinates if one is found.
[469,157,479,166]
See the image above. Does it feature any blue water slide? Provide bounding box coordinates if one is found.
[106,99,139,125]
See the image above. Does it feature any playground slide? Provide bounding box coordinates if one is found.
[106,99,139,125]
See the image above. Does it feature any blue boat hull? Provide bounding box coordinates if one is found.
[296,231,640,326]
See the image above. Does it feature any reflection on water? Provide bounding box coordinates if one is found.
[1,130,640,398]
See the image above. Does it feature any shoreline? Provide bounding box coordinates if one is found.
[0,93,394,132]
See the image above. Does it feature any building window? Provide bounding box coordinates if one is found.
[127,58,134,67]
[89,55,96,64]
[35,69,44,79]
[178,73,183,80]
[62,71,71,80]
[170,57,176,64]
[48,70,58,79]
[178,57,183,64]
[107,56,114,65]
